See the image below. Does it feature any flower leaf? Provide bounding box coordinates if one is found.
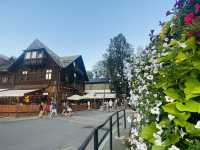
[164,88,183,101]
[176,100,200,113]
[184,77,200,100]
[162,102,190,120]
[140,123,158,144]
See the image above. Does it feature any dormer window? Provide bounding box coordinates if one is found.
[32,51,37,59]
[37,51,43,58]
[25,51,43,60]
[25,52,31,59]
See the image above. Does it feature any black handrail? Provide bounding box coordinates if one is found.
[78,109,126,150]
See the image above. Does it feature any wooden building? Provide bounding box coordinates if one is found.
[0,39,88,106]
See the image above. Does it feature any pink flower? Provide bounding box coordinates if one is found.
[195,3,200,14]
[184,12,195,25]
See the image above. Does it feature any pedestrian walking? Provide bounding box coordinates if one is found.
[109,99,113,112]
[50,101,57,118]
[87,101,91,110]
[38,102,44,118]
[66,104,72,117]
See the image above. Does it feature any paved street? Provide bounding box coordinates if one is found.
[0,110,113,150]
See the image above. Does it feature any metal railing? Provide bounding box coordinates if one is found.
[78,109,126,150]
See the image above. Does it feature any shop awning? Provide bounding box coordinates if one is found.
[0,89,7,92]
[68,95,83,101]
[85,89,111,94]
[82,93,116,100]
[68,93,116,101]
[95,93,116,99]
[0,89,39,97]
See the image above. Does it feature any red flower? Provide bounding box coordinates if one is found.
[188,31,194,38]
[195,3,200,14]
[184,12,195,24]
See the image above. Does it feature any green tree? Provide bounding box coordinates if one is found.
[104,33,133,98]
[92,60,108,79]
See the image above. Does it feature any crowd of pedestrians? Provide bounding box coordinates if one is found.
[38,98,127,118]
[38,99,73,119]
[101,99,125,112]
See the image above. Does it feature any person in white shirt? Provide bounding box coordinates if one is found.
[87,101,91,110]
[109,100,113,112]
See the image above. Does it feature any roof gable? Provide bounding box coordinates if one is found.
[60,55,80,68]
[9,39,85,71]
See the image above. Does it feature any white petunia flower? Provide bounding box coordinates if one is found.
[165,38,169,42]
[168,145,180,150]
[168,114,175,120]
[131,128,139,136]
[195,121,200,129]
[147,75,153,80]
[165,96,175,102]
[153,133,162,146]
[150,107,160,115]
[163,43,168,48]
[179,128,186,138]
[156,102,162,107]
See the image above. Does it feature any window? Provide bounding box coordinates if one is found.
[46,69,52,80]
[22,71,28,80]
[2,77,8,83]
[74,73,76,78]
[32,51,37,59]
[22,71,28,75]
[25,51,43,60]
[25,52,31,59]
[37,51,43,58]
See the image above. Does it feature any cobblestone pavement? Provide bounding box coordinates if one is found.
[0,110,114,150]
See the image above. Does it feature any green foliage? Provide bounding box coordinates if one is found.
[104,33,133,98]
[162,102,191,120]
[164,88,183,101]
[135,0,200,149]
[140,123,158,144]
[176,100,200,113]
[152,145,165,150]
[186,140,200,150]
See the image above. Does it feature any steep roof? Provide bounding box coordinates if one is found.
[6,39,88,80]
[25,39,82,68]
[27,39,63,67]
[0,58,15,72]
[0,54,9,66]
[59,55,81,68]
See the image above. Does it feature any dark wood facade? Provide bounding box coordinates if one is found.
[0,39,88,104]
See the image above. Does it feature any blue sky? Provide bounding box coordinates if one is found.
[0,0,174,70]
